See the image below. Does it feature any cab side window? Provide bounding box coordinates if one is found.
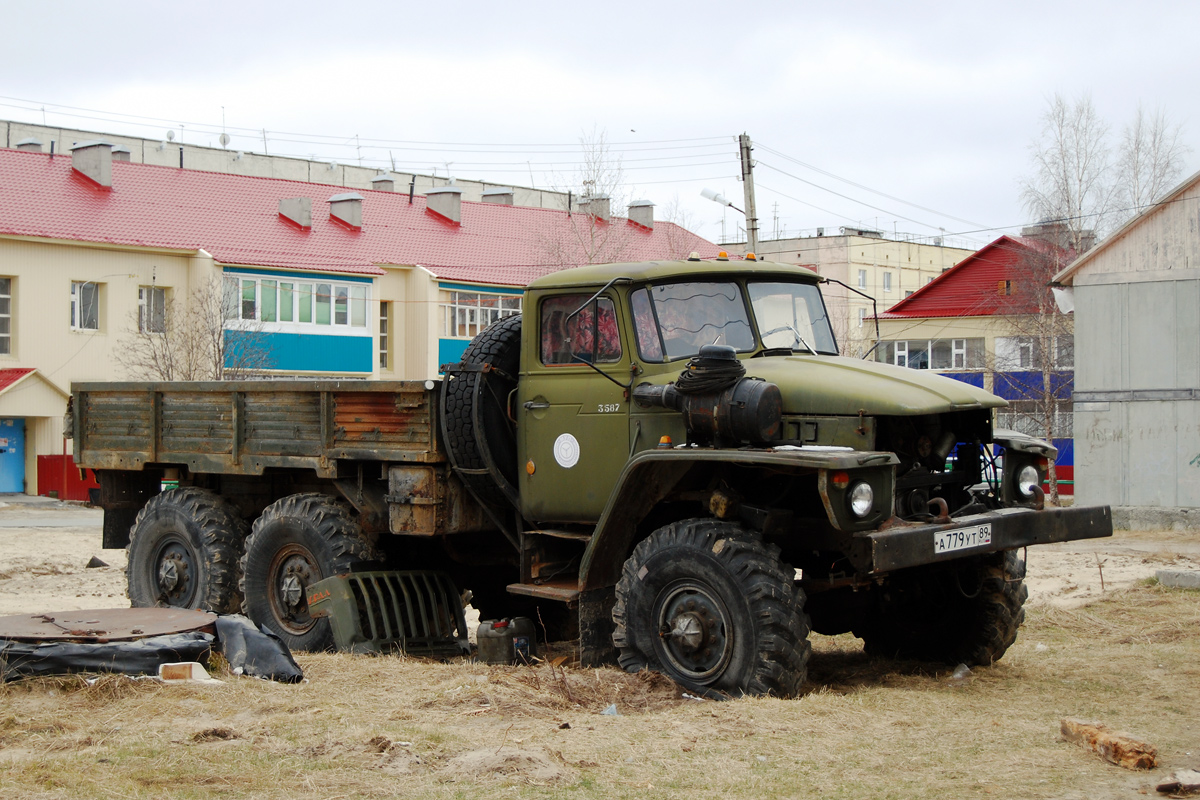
[540,294,622,365]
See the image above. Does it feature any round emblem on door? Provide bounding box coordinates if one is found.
[553,433,580,468]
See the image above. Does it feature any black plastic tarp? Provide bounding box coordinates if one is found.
[0,632,214,681]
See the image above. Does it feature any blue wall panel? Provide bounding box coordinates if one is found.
[994,370,1074,400]
[944,372,985,388]
[225,330,373,373]
[438,338,471,370]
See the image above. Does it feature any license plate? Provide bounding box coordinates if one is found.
[934,524,992,554]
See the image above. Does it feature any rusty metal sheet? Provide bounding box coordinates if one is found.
[0,607,217,643]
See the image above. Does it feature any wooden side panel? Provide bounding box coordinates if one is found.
[334,390,434,452]
[81,390,154,460]
[160,392,234,455]
[243,392,324,457]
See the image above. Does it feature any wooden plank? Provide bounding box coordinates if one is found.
[1060,718,1158,770]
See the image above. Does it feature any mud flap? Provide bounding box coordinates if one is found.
[578,586,617,668]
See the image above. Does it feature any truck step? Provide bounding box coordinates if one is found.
[507,581,581,603]
[526,529,592,542]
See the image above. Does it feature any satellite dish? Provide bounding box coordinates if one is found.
[219,133,230,148]
[166,130,175,142]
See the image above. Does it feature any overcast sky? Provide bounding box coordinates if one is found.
[3,0,1197,249]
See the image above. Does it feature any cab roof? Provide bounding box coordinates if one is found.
[525,259,821,290]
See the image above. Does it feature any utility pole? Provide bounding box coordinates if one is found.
[738,133,760,254]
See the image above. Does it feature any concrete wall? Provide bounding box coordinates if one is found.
[1070,176,1200,515]
[727,235,974,357]
[1,120,571,211]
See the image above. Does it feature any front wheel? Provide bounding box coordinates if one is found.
[854,550,1028,666]
[127,488,247,613]
[612,519,810,697]
[240,493,377,652]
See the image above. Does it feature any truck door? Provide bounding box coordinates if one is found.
[518,292,630,523]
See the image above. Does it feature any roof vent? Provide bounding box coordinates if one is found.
[371,173,395,192]
[14,137,43,152]
[426,186,462,223]
[110,145,132,162]
[70,140,114,188]
[329,192,364,229]
[481,187,514,205]
[279,197,313,228]
[580,194,610,221]
[628,200,654,229]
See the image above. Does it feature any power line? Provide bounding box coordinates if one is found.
[0,95,730,151]
[756,142,990,230]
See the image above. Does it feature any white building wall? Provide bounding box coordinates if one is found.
[1069,174,1200,513]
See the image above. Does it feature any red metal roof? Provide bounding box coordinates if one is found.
[879,235,1065,319]
[0,368,35,394]
[0,149,719,286]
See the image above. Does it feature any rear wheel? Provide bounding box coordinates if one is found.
[855,550,1028,666]
[240,493,377,652]
[612,519,810,697]
[127,488,246,613]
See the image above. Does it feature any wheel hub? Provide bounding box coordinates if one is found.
[656,585,731,682]
[268,544,321,634]
[152,540,195,605]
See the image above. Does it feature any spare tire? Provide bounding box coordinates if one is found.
[442,314,522,510]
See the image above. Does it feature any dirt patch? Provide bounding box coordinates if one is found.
[440,745,572,784]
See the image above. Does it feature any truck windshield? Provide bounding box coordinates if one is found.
[747,281,838,355]
[635,282,756,361]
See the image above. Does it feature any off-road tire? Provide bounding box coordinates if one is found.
[855,549,1028,666]
[442,314,521,510]
[612,518,810,697]
[240,493,378,652]
[127,487,247,613]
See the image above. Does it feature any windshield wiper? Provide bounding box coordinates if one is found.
[762,324,816,355]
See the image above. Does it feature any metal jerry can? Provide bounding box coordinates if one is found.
[476,617,538,665]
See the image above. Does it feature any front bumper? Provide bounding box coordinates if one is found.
[856,504,1113,573]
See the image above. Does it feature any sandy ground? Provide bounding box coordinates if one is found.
[1,495,1198,619]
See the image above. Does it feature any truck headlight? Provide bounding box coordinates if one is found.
[1017,465,1040,498]
[848,481,874,517]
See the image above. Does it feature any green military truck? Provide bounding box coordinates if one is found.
[70,256,1111,697]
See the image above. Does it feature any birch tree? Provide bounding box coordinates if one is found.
[116,275,274,381]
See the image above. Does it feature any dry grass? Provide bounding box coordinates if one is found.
[1,583,1198,799]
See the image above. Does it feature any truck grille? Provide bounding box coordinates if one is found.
[307,570,470,657]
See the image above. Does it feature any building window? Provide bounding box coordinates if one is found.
[998,280,1013,296]
[0,277,10,354]
[1056,336,1074,369]
[997,400,1073,439]
[905,290,914,298]
[996,336,1038,369]
[71,281,100,331]
[857,269,867,288]
[225,274,370,330]
[379,301,390,370]
[877,338,985,370]
[857,307,866,328]
[139,287,166,333]
[441,291,521,339]
[883,272,892,292]
[927,276,935,285]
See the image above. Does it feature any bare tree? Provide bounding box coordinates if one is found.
[986,245,1074,504]
[1117,104,1190,213]
[116,275,274,381]
[1022,95,1191,250]
[1021,93,1113,253]
[541,126,639,268]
